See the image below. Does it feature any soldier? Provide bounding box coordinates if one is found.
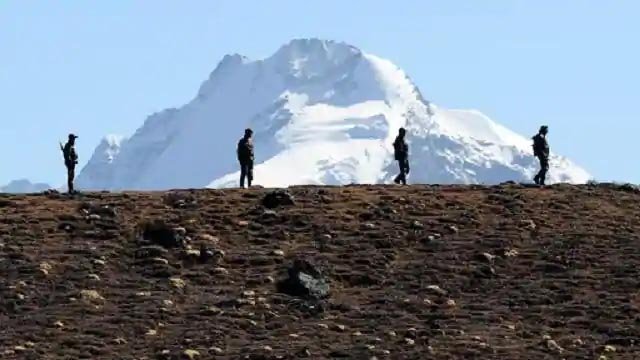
[393,127,410,185]
[237,128,254,188]
[532,125,550,186]
[60,133,79,193]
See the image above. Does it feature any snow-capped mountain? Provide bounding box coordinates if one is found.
[77,38,590,190]
[76,135,127,190]
[0,179,51,193]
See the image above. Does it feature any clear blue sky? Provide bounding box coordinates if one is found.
[1,1,638,186]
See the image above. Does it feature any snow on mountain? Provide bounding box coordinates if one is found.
[76,135,127,190]
[77,38,590,190]
[0,179,51,193]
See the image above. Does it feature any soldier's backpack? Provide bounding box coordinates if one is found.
[532,134,543,157]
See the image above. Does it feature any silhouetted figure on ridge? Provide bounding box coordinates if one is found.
[532,125,550,186]
[60,133,79,194]
[237,128,254,188]
[393,127,410,185]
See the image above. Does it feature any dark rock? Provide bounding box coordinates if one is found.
[57,222,76,232]
[277,259,329,300]
[79,202,117,217]
[262,190,295,209]
[410,220,424,229]
[136,245,169,259]
[163,192,197,209]
[140,220,184,248]
[199,245,224,264]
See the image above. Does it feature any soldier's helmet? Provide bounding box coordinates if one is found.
[244,128,253,137]
[399,127,406,136]
[68,133,79,140]
[539,125,548,134]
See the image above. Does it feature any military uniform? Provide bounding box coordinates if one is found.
[532,130,550,185]
[237,132,254,188]
[62,134,79,193]
[393,131,409,185]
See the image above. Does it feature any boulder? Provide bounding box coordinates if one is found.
[140,221,184,248]
[262,190,295,209]
[277,259,329,300]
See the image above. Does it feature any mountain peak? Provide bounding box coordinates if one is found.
[276,38,360,55]
[77,39,590,190]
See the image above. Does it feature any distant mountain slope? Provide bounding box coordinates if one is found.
[0,179,50,193]
[77,39,590,190]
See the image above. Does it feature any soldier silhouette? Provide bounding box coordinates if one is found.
[237,128,254,188]
[60,134,79,193]
[532,125,550,185]
[393,128,410,185]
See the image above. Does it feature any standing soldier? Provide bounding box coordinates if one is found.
[393,127,410,185]
[532,125,550,185]
[60,133,79,193]
[237,128,254,188]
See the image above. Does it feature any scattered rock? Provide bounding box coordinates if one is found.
[87,273,101,281]
[410,220,424,229]
[53,321,64,328]
[426,285,447,296]
[544,337,564,353]
[277,259,330,300]
[572,338,584,347]
[80,289,105,303]
[183,349,200,359]
[135,245,169,259]
[477,252,495,263]
[170,277,186,289]
[92,259,107,266]
[603,345,616,353]
[88,214,101,221]
[202,306,223,316]
[405,338,415,346]
[213,267,229,275]
[148,257,170,266]
[199,234,219,243]
[39,262,52,276]
[199,246,224,263]
[503,249,519,258]
[262,189,295,209]
[522,219,537,230]
[209,346,224,355]
[272,249,285,257]
[332,324,347,332]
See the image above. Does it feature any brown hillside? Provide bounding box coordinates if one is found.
[1,184,639,359]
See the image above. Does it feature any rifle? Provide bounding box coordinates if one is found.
[60,142,68,163]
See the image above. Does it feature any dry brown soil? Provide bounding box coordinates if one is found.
[1,184,639,359]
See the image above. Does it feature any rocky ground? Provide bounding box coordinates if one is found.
[0,184,639,359]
